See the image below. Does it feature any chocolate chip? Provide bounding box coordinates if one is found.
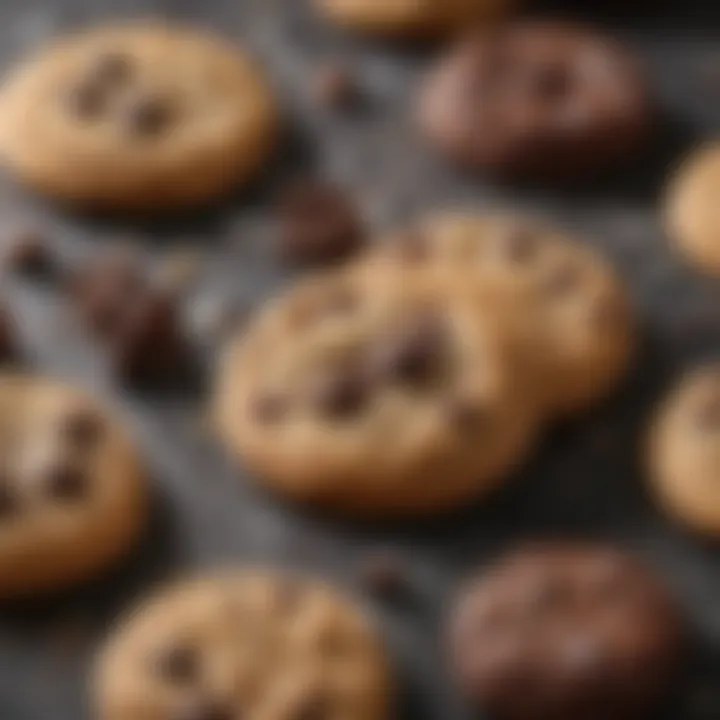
[171,699,232,720]
[0,478,18,518]
[499,226,538,264]
[252,393,287,425]
[3,230,54,277]
[359,552,410,602]
[0,307,17,361]
[91,52,133,86]
[312,63,359,110]
[67,81,106,120]
[448,396,487,430]
[279,181,365,266]
[155,645,198,684]
[63,410,103,449]
[46,464,87,502]
[543,263,581,297]
[372,316,447,387]
[124,95,173,137]
[311,365,369,419]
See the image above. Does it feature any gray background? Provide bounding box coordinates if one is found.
[0,0,719,718]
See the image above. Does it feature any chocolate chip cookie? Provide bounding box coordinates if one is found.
[418,22,652,183]
[368,213,635,417]
[665,143,720,276]
[214,271,540,519]
[648,365,720,537]
[314,0,511,39]
[94,570,393,720]
[0,24,278,211]
[449,544,683,720]
[0,375,147,597]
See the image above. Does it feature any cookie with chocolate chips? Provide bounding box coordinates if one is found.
[0,375,147,597]
[214,271,540,519]
[367,213,636,418]
[0,24,277,211]
[449,544,683,720]
[94,570,393,720]
[418,22,653,183]
[648,365,720,537]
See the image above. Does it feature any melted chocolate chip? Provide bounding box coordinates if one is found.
[124,95,173,137]
[311,365,369,419]
[67,81,106,120]
[155,645,199,684]
[46,464,87,502]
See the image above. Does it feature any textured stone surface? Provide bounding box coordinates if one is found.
[0,1,719,719]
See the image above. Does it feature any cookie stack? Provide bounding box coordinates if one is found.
[214,212,635,519]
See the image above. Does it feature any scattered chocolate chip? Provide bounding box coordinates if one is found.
[66,81,106,119]
[279,181,365,266]
[0,478,18,518]
[46,464,87,502]
[371,316,447,387]
[155,645,199,684]
[252,393,287,425]
[62,410,104,449]
[3,230,54,277]
[172,699,232,720]
[124,94,173,137]
[311,365,369,419]
[359,552,410,601]
[312,63,359,110]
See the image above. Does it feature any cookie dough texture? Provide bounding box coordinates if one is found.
[315,0,511,38]
[0,375,147,598]
[649,365,720,536]
[449,544,683,720]
[95,570,392,720]
[368,213,635,417]
[418,22,652,182]
[215,271,540,519]
[665,143,720,276]
[0,24,278,211]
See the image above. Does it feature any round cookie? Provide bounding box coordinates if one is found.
[95,570,393,720]
[314,0,511,39]
[367,213,635,418]
[665,143,720,276]
[214,271,541,519]
[648,365,720,536]
[0,24,278,212]
[0,374,147,598]
[417,22,652,183]
[448,544,683,720]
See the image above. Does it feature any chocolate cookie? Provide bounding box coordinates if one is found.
[94,570,393,720]
[649,365,720,537]
[418,23,652,183]
[366,213,635,418]
[665,143,720,276]
[314,0,512,39]
[0,375,147,597]
[0,24,278,211]
[214,271,540,519]
[449,544,683,720]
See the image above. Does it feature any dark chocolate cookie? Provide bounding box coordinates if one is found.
[418,23,653,183]
[448,544,683,720]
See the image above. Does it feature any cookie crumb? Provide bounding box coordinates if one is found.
[312,63,359,110]
[358,552,410,601]
[3,229,54,277]
[279,180,365,266]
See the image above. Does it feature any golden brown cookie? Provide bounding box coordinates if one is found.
[648,365,720,537]
[665,143,720,276]
[367,213,635,418]
[214,270,541,519]
[94,570,393,720]
[314,0,511,39]
[0,24,278,212]
[0,375,147,598]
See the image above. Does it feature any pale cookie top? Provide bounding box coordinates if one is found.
[0,375,147,597]
[95,571,393,720]
[314,0,511,38]
[665,143,720,276]
[214,271,539,518]
[0,24,278,210]
[367,213,635,417]
[649,366,720,536]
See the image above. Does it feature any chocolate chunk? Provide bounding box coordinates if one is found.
[251,393,288,425]
[155,645,198,684]
[124,94,173,137]
[63,410,104,449]
[3,230,54,277]
[312,63,359,110]
[172,700,232,720]
[279,181,365,266]
[46,464,87,501]
[311,365,369,419]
